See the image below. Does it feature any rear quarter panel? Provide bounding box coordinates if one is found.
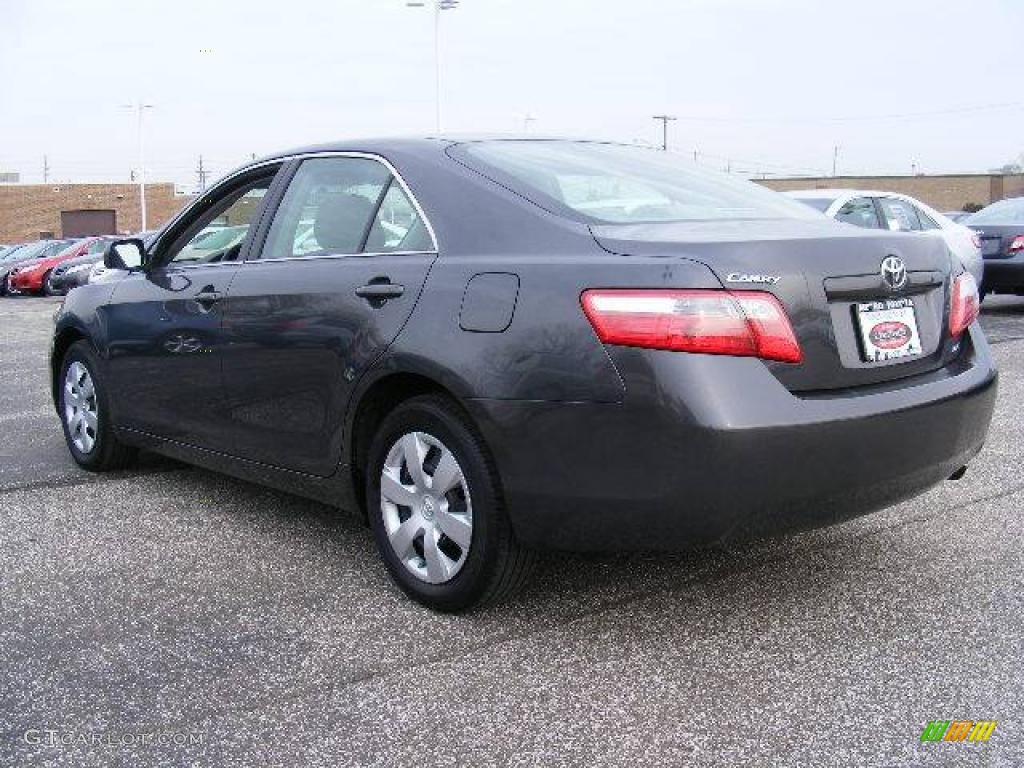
[382,251,723,403]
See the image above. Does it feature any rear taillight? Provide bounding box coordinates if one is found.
[1009,235,1024,253]
[949,272,979,338]
[580,289,803,363]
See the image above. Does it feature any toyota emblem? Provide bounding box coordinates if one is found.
[880,256,907,291]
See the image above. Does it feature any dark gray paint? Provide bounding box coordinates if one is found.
[52,138,997,550]
[970,223,1024,293]
[459,272,519,333]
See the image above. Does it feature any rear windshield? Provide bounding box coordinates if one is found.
[457,141,822,224]
[966,197,1024,225]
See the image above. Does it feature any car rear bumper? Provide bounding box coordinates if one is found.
[467,324,997,551]
[982,252,1024,291]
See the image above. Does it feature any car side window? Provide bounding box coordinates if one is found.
[915,206,940,230]
[835,198,882,229]
[259,157,432,260]
[166,181,272,265]
[878,198,922,232]
[364,183,434,252]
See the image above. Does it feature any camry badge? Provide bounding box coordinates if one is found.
[726,272,780,285]
[880,256,907,291]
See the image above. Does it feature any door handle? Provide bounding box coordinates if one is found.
[355,282,404,300]
[194,289,222,305]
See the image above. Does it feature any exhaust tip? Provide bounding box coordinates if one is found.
[948,465,968,481]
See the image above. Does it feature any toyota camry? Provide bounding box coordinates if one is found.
[51,138,996,611]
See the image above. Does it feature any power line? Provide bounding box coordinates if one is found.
[668,101,1024,125]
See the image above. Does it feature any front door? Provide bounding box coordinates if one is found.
[103,168,282,451]
[220,155,437,476]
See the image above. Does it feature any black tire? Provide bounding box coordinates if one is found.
[366,394,534,612]
[42,270,59,297]
[58,341,136,471]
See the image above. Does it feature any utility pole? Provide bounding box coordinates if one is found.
[196,155,208,192]
[832,145,840,177]
[407,0,460,133]
[652,115,677,151]
[523,113,536,132]
[121,100,155,230]
[43,154,50,183]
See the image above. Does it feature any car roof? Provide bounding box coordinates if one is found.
[786,188,914,200]
[245,135,643,169]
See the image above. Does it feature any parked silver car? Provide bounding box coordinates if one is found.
[787,190,984,289]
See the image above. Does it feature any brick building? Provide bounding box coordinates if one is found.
[0,183,191,244]
[757,173,1024,212]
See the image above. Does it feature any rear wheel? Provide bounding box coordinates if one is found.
[366,395,534,612]
[59,341,136,471]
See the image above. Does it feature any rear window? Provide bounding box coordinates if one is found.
[457,141,822,224]
[966,197,1024,225]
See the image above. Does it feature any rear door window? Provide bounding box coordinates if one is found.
[878,197,922,231]
[835,198,882,229]
[259,157,433,259]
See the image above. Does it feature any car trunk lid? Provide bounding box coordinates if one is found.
[591,218,959,392]
[969,223,1022,259]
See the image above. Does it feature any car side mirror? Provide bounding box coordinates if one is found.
[103,238,147,271]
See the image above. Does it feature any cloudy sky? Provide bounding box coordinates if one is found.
[1,0,1021,189]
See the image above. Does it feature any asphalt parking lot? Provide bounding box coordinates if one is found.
[1,295,1022,767]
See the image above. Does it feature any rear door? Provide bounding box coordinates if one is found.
[220,154,438,476]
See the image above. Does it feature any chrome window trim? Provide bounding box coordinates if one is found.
[158,261,245,272]
[153,151,439,260]
[240,250,437,265]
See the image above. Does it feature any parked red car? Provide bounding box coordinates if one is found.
[8,237,112,295]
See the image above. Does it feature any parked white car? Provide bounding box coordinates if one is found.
[787,189,984,288]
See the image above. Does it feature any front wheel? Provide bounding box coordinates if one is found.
[366,395,534,612]
[59,341,136,471]
[43,270,61,296]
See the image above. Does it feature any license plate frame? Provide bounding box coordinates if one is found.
[854,298,923,363]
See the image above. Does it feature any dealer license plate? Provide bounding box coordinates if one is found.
[855,298,922,362]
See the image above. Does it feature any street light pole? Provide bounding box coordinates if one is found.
[122,100,154,231]
[652,114,677,151]
[407,0,459,133]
